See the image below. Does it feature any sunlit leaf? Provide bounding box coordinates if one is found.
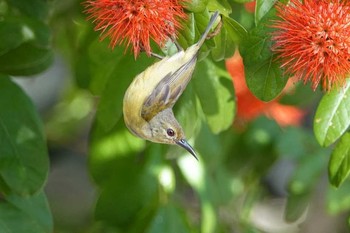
[90,119,159,230]
[328,133,350,187]
[0,191,53,233]
[0,76,49,195]
[89,120,145,185]
[314,80,350,147]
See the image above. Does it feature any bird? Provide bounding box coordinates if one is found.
[123,11,220,160]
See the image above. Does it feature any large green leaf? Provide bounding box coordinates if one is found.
[86,39,125,95]
[0,43,53,76]
[0,191,52,233]
[240,28,288,101]
[193,59,235,134]
[95,53,153,131]
[0,76,49,195]
[328,133,350,188]
[0,19,25,56]
[0,16,52,76]
[240,5,288,101]
[314,79,350,147]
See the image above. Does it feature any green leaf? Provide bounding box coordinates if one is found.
[146,204,190,233]
[328,133,350,187]
[255,0,276,25]
[207,0,232,16]
[184,0,209,13]
[0,16,52,75]
[327,181,350,215]
[0,76,49,195]
[211,16,247,61]
[95,52,153,131]
[0,43,53,76]
[211,20,235,61]
[175,13,196,52]
[193,59,235,134]
[89,120,145,185]
[284,192,309,223]
[95,171,158,230]
[174,83,201,140]
[0,19,25,56]
[222,16,247,44]
[314,80,350,147]
[240,24,288,101]
[0,191,53,233]
[0,17,51,50]
[6,0,49,20]
[86,39,125,95]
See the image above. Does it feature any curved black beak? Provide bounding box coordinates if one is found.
[176,139,198,161]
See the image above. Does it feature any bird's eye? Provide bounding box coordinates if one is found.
[166,128,175,137]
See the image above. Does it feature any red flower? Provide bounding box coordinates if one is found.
[244,1,256,13]
[226,50,304,127]
[271,0,350,91]
[84,0,187,58]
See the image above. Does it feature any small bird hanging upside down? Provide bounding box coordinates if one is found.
[123,11,221,160]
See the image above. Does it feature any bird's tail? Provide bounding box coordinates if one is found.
[196,11,220,48]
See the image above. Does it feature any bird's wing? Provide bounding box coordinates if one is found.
[141,56,197,121]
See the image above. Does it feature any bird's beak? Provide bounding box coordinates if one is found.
[176,139,198,161]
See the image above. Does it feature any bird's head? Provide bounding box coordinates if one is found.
[148,108,197,160]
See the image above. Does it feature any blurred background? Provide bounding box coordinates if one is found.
[2,0,350,232]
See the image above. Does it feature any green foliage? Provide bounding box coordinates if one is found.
[0,1,52,232]
[328,133,350,187]
[193,59,235,134]
[0,76,49,195]
[240,7,288,101]
[2,0,350,232]
[314,80,350,147]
